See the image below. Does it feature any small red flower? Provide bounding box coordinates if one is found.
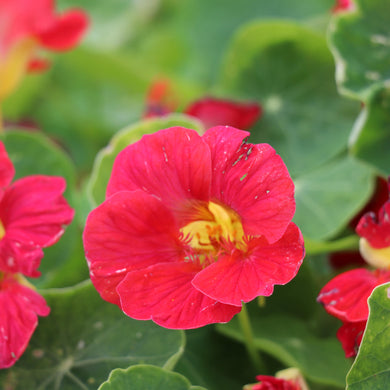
[184,97,262,130]
[143,79,261,130]
[245,369,308,390]
[355,180,390,269]
[0,272,50,368]
[317,268,390,322]
[0,0,88,100]
[332,0,354,13]
[337,320,366,358]
[0,147,74,276]
[83,126,304,329]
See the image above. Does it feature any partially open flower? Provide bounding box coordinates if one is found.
[244,368,308,390]
[84,126,304,329]
[0,0,88,101]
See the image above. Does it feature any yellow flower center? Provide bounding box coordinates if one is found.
[180,201,245,255]
[359,237,390,269]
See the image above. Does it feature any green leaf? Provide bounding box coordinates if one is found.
[0,130,76,199]
[98,364,206,390]
[349,87,390,175]
[0,281,184,390]
[175,327,258,390]
[217,301,351,388]
[294,155,374,240]
[87,114,203,209]
[346,282,390,389]
[220,21,360,177]
[329,0,390,102]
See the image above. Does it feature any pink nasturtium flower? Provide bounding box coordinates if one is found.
[0,141,74,368]
[143,79,262,130]
[318,182,390,357]
[0,0,88,101]
[83,126,304,329]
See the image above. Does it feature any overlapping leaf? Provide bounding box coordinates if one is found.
[99,365,206,390]
[346,282,390,389]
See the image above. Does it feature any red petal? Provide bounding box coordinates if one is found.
[27,57,51,72]
[0,142,14,190]
[337,320,366,358]
[107,127,212,207]
[203,126,295,243]
[192,223,304,306]
[0,273,50,368]
[117,261,240,329]
[185,97,261,129]
[36,10,89,51]
[253,375,299,390]
[317,268,390,322]
[83,191,183,306]
[0,176,74,276]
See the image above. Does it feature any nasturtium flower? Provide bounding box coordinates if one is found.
[184,97,261,130]
[0,141,74,277]
[0,271,49,368]
[84,126,304,329]
[143,79,261,130]
[356,187,390,269]
[332,0,354,13]
[244,368,308,390]
[0,0,88,101]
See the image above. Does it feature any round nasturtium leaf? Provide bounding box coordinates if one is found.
[329,0,390,102]
[98,365,206,390]
[0,281,184,390]
[220,20,360,178]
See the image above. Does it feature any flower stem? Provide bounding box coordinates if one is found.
[237,303,265,373]
[304,234,359,256]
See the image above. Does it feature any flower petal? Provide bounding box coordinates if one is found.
[337,320,366,358]
[317,268,390,322]
[0,142,14,190]
[107,127,212,207]
[117,261,241,329]
[37,9,89,51]
[83,190,183,306]
[192,223,304,306]
[202,126,295,243]
[0,273,50,369]
[0,176,74,276]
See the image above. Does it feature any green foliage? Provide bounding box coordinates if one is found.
[349,87,390,175]
[0,281,184,390]
[329,0,390,101]
[347,283,390,389]
[99,365,206,390]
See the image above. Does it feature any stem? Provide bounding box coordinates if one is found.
[237,303,265,373]
[304,234,359,256]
